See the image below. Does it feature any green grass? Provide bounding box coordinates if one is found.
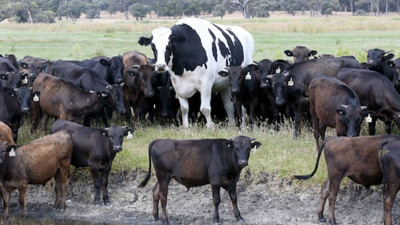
[5,16,400,186]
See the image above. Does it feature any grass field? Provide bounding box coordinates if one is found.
[2,14,399,186]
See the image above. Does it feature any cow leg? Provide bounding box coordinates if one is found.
[102,167,111,205]
[2,189,11,219]
[178,97,190,128]
[152,182,160,220]
[368,117,378,135]
[310,103,320,151]
[220,88,235,126]
[18,187,27,216]
[293,102,306,138]
[227,185,243,222]
[328,178,342,225]
[249,99,258,131]
[211,185,221,224]
[233,101,243,129]
[383,182,399,225]
[90,168,102,205]
[320,124,327,141]
[40,113,49,134]
[317,180,329,222]
[199,87,214,128]
[158,179,170,225]
[55,167,69,209]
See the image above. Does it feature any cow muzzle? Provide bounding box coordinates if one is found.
[155,64,167,72]
[238,160,248,168]
[113,145,122,152]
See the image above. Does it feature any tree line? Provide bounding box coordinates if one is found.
[1,0,399,24]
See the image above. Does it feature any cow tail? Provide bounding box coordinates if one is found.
[292,139,327,180]
[138,140,154,188]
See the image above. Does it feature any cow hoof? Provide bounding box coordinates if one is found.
[318,215,327,222]
[104,201,111,206]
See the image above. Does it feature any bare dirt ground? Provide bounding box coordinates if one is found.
[2,169,400,225]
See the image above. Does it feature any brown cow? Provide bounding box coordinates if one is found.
[308,76,367,150]
[0,131,73,218]
[284,46,318,63]
[139,136,261,225]
[122,51,155,124]
[0,122,15,146]
[31,73,104,134]
[379,136,400,225]
[293,135,397,225]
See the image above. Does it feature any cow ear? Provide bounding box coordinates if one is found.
[336,108,346,115]
[251,141,262,149]
[101,129,109,137]
[100,59,111,66]
[218,71,229,77]
[387,61,396,68]
[247,63,259,70]
[385,53,395,61]
[122,126,133,136]
[308,50,318,57]
[223,140,234,150]
[6,145,17,153]
[138,36,153,46]
[284,50,294,57]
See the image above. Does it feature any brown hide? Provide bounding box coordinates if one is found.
[0,131,73,218]
[0,122,15,146]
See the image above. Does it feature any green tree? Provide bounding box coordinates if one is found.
[129,2,150,21]
[0,0,14,22]
[213,3,226,18]
[183,0,202,17]
[251,0,271,17]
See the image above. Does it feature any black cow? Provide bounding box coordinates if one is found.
[387,58,400,94]
[308,76,367,150]
[78,56,124,84]
[138,136,261,225]
[284,46,318,63]
[379,137,400,225]
[0,87,22,142]
[50,120,132,205]
[365,48,395,81]
[293,135,396,225]
[51,60,82,79]
[219,65,265,131]
[13,86,33,114]
[0,71,23,88]
[0,57,18,73]
[263,57,361,137]
[337,68,400,135]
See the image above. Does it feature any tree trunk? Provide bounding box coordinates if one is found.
[350,0,354,15]
[377,0,380,16]
[27,10,33,24]
[123,0,129,20]
[385,0,388,13]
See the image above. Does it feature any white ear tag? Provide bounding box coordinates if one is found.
[276,67,281,73]
[127,131,133,139]
[9,148,16,157]
[366,114,372,123]
[33,94,39,102]
[245,72,251,80]
[22,77,28,84]
[288,78,294,86]
[251,146,258,153]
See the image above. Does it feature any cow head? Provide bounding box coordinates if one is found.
[336,104,368,137]
[387,58,400,85]
[219,65,259,96]
[263,72,293,106]
[284,46,318,63]
[139,28,172,73]
[20,60,51,81]
[365,48,394,69]
[124,64,155,97]
[153,71,175,118]
[104,83,127,115]
[102,126,133,152]
[224,136,261,168]
[0,71,23,89]
[101,56,124,84]
[0,144,16,166]
[13,86,33,114]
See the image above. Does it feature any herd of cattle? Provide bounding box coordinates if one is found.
[1,17,400,224]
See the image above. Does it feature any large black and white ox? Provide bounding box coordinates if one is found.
[138,18,254,128]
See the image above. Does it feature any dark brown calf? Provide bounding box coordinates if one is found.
[308,76,367,150]
[379,136,400,225]
[293,135,396,225]
[0,131,73,218]
[139,136,261,225]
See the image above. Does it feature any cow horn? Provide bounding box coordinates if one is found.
[361,106,367,110]
[106,85,111,89]
[120,82,125,86]
[132,65,140,69]
[250,137,256,141]
[385,50,393,54]
[89,90,95,93]
[363,48,368,53]
[341,104,348,109]
[252,61,259,65]
[266,75,273,79]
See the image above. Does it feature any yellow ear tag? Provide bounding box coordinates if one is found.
[366,114,372,123]
[245,72,251,80]
[127,131,133,139]
[288,78,294,86]
[9,148,16,157]
[33,94,39,102]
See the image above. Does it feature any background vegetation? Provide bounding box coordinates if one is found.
[1,15,398,186]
